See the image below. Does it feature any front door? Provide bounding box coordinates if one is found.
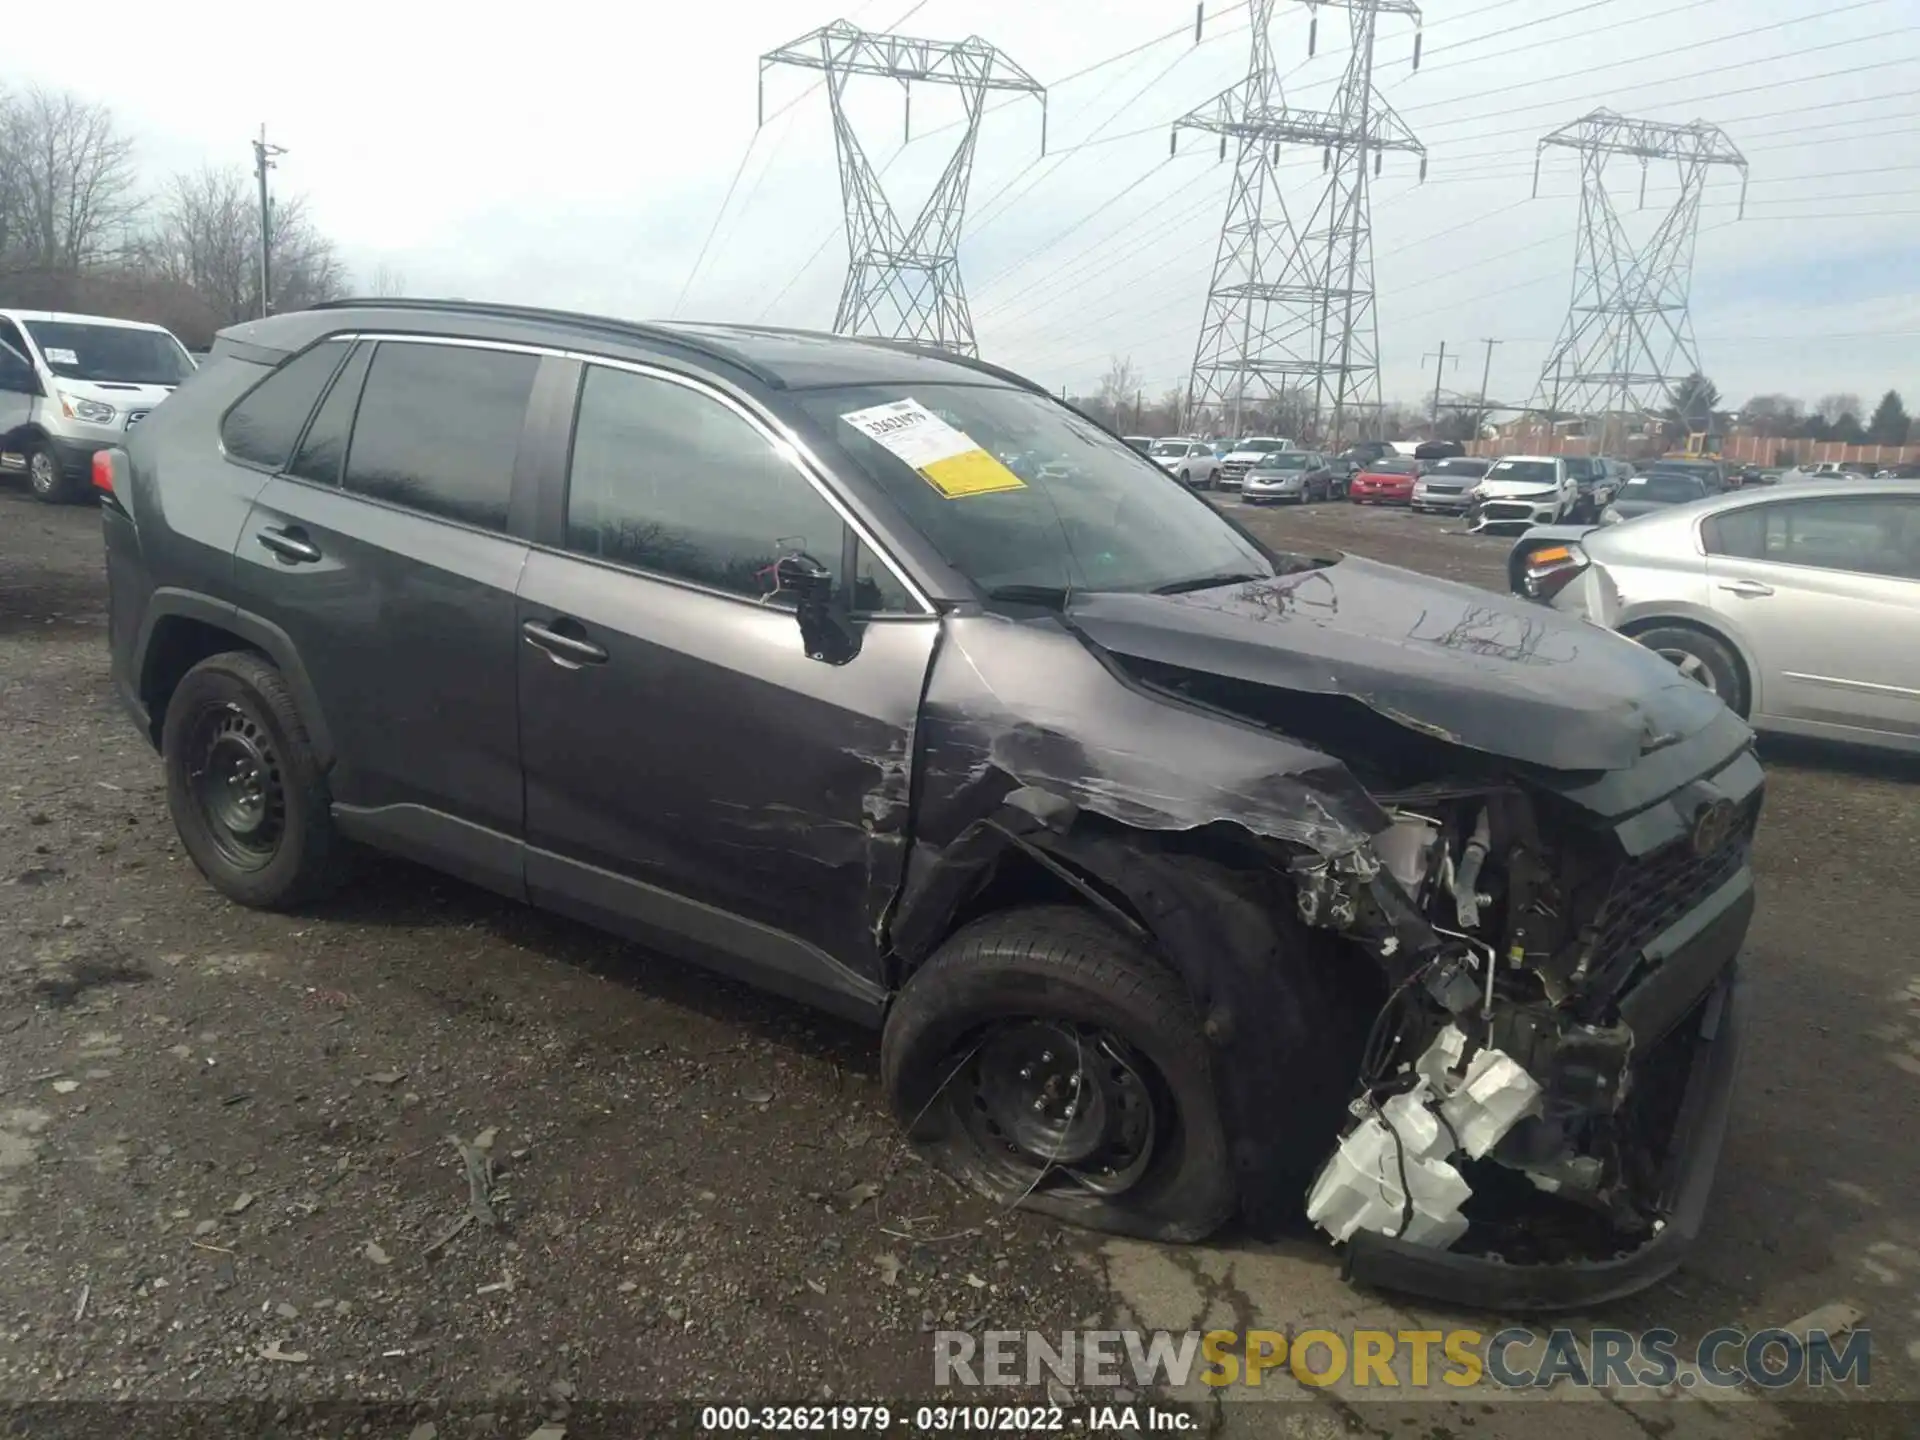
[228,337,543,893]
[1705,493,1920,739]
[515,359,937,1018]
[0,321,39,458]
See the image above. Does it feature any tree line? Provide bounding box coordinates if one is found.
[0,84,359,349]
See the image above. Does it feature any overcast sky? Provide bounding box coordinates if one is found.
[23,0,1920,411]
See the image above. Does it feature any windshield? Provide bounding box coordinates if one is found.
[1428,458,1488,477]
[798,384,1274,598]
[1620,474,1707,503]
[1485,459,1560,486]
[23,320,194,386]
[1235,439,1287,454]
[1366,458,1418,475]
[1149,440,1188,457]
[1254,452,1310,470]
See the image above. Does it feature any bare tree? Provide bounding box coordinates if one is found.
[364,262,408,297]
[0,85,142,272]
[136,166,347,326]
[1093,355,1143,429]
[1814,392,1863,425]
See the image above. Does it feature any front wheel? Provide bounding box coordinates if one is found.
[882,906,1233,1243]
[26,442,81,504]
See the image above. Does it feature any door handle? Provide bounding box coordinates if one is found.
[1717,579,1774,598]
[256,525,322,564]
[522,619,608,666]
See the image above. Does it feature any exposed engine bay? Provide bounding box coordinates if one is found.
[1291,782,1754,1270]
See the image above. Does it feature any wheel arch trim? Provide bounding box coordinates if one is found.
[133,589,337,764]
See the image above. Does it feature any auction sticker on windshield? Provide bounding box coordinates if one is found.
[840,398,1027,499]
[43,347,78,365]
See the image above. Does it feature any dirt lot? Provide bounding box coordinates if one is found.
[3,483,1917,1436]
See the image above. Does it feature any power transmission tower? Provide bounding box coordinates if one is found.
[1529,109,1747,450]
[761,21,1045,357]
[1174,0,1424,443]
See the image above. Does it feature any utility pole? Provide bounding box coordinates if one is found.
[1175,0,1425,448]
[251,125,287,319]
[1529,110,1747,439]
[1476,338,1501,409]
[1423,342,1457,429]
[760,21,1045,356]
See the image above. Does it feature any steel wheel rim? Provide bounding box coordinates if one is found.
[955,1019,1158,1197]
[1657,648,1718,695]
[28,451,57,496]
[187,703,286,870]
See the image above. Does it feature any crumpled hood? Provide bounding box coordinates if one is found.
[1064,555,1727,772]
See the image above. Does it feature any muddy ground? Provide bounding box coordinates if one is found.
[2,483,1917,1437]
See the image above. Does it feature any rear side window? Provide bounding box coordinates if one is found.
[343,341,538,532]
[287,342,373,487]
[565,364,850,605]
[1707,497,1920,580]
[221,340,348,469]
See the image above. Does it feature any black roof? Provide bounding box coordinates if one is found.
[220,298,1031,394]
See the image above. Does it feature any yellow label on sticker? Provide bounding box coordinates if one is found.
[920,448,1028,498]
[838,397,1027,499]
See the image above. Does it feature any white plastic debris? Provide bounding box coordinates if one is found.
[1414,1025,1543,1159]
[1306,1025,1543,1250]
[1306,1090,1472,1248]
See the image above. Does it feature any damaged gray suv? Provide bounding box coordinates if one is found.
[99,301,1759,1308]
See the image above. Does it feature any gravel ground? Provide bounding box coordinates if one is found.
[3,483,1917,1436]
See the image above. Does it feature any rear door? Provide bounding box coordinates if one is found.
[1704,494,1920,738]
[229,337,545,894]
[513,358,938,1016]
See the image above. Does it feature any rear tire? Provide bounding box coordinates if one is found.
[882,906,1234,1243]
[162,651,346,909]
[1631,625,1749,717]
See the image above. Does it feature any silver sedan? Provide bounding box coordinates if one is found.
[1510,481,1920,754]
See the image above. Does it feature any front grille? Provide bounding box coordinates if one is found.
[1221,461,1252,482]
[1424,483,1465,495]
[1481,499,1546,522]
[1586,795,1759,988]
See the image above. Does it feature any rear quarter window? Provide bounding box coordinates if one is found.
[220,340,350,470]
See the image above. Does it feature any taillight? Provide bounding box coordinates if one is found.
[91,449,116,495]
[1522,542,1589,601]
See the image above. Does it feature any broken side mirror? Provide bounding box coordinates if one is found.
[774,552,860,665]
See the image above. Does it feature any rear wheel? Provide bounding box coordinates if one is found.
[882,906,1234,1242]
[162,652,346,908]
[1631,625,1748,716]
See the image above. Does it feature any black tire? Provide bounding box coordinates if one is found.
[1631,625,1748,716]
[25,441,80,504]
[882,905,1234,1243]
[162,651,345,909]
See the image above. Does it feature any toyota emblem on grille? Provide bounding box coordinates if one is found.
[1689,797,1739,857]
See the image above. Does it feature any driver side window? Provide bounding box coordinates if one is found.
[566,364,848,606]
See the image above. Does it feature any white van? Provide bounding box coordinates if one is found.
[0,308,198,502]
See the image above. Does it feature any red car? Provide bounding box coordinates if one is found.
[1349,456,1420,504]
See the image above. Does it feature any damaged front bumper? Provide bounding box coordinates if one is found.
[1345,960,1743,1310]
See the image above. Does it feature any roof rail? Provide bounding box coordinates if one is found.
[307,297,787,387]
